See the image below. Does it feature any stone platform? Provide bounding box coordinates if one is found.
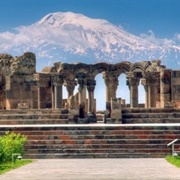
[0,108,180,159]
[1,108,180,125]
[122,108,180,123]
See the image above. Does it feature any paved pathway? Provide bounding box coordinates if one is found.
[1,158,180,180]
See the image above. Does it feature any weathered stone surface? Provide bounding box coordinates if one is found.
[0,124,179,159]
[0,52,180,122]
[0,52,36,75]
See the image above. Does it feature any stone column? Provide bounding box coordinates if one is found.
[75,73,87,109]
[34,74,50,109]
[160,69,172,108]
[64,79,76,98]
[141,78,149,108]
[103,72,118,110]
[86,79,96,113]
[148,84,157,107]
[54,85,63,109]
[77,79,85,107]
[51,86,55,109]
[127,75,139,108]
[51,74,64,109]
[5,75,12,110]
[142,72,160,108]
[37,86,45,109]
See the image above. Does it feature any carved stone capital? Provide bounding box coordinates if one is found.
[51,74,64,86]
[64,79,76,88]
[144,72,160,85]
[103,72,118,89]
[126,77,139,87]
[33,73,50,87]
[64,79,77,94]
[86,79,96,92]
[75,72,87,92]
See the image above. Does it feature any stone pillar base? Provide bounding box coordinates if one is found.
[68,109,79,123]
[163,101,174,108]
[104,109,122,124]
[77,118,89,124]
[87,112,97,123]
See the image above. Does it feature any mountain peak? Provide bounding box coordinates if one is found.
[37,11,110,30]
[0,11,180,70]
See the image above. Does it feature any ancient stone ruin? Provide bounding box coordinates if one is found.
[0,52,180,122]
[1,52,180,159]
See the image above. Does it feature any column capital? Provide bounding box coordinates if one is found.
[126,77,139,87]
[142,72,160,85]
[64,78,77,87]
[33,73,50,87]
[75,72,88,92]
[103,73,118,89]
[51,74,64,86]
[64,78,77,97]
[160,69,171,84]
[86,79,96,92]
[126,72,141,88]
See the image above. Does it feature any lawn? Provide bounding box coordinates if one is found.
[166,155,180,168]
[0,159,32,175]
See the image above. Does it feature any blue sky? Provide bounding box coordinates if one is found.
[0,0,179,109]
[0,0,179,38]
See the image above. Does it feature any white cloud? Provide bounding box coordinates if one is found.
[140,30,175,47]
[174,33,180,42]
[0,12,180,68]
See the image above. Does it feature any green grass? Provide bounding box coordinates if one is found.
[0,160,33,175]
[166,155,180,168]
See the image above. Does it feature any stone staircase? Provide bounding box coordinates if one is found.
[0,109,69,125]
[122,108,180,124]
[0,108,180,158]
[0,124,179,158]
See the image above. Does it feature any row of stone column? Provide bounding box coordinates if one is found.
[75,73,96,113]
[36,73,97,112]
[103,69,171,109]
[35,69,172,110]
[126,70,172,108]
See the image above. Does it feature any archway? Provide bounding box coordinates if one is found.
[94,73,106,111]
[138,82,145,107]
[117,73,130,106]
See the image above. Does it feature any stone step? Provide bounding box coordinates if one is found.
[23,152,166,159]
[24,148,170,154]
[1,126,180,135]
[8,131,180,140]
[0,119,69,125]
[24,143,170,149]
[122,118,180,124]
[0,124,179,158]
[0,114,68,120]
[22,134,180,140]
[24,139,175,146]
[0,109,68,114]
[122,108,180,113]
[122,113,180,119]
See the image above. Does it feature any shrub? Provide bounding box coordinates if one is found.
[0,131,27,163]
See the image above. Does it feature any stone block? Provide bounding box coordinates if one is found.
[77,118,89,124]
[68,109,79,121]
[87,112,97,123]
[163,101,174,108]
[111,109,122,123]
[17,102,29,109]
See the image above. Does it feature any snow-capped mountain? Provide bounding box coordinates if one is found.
[0,11,180,71]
